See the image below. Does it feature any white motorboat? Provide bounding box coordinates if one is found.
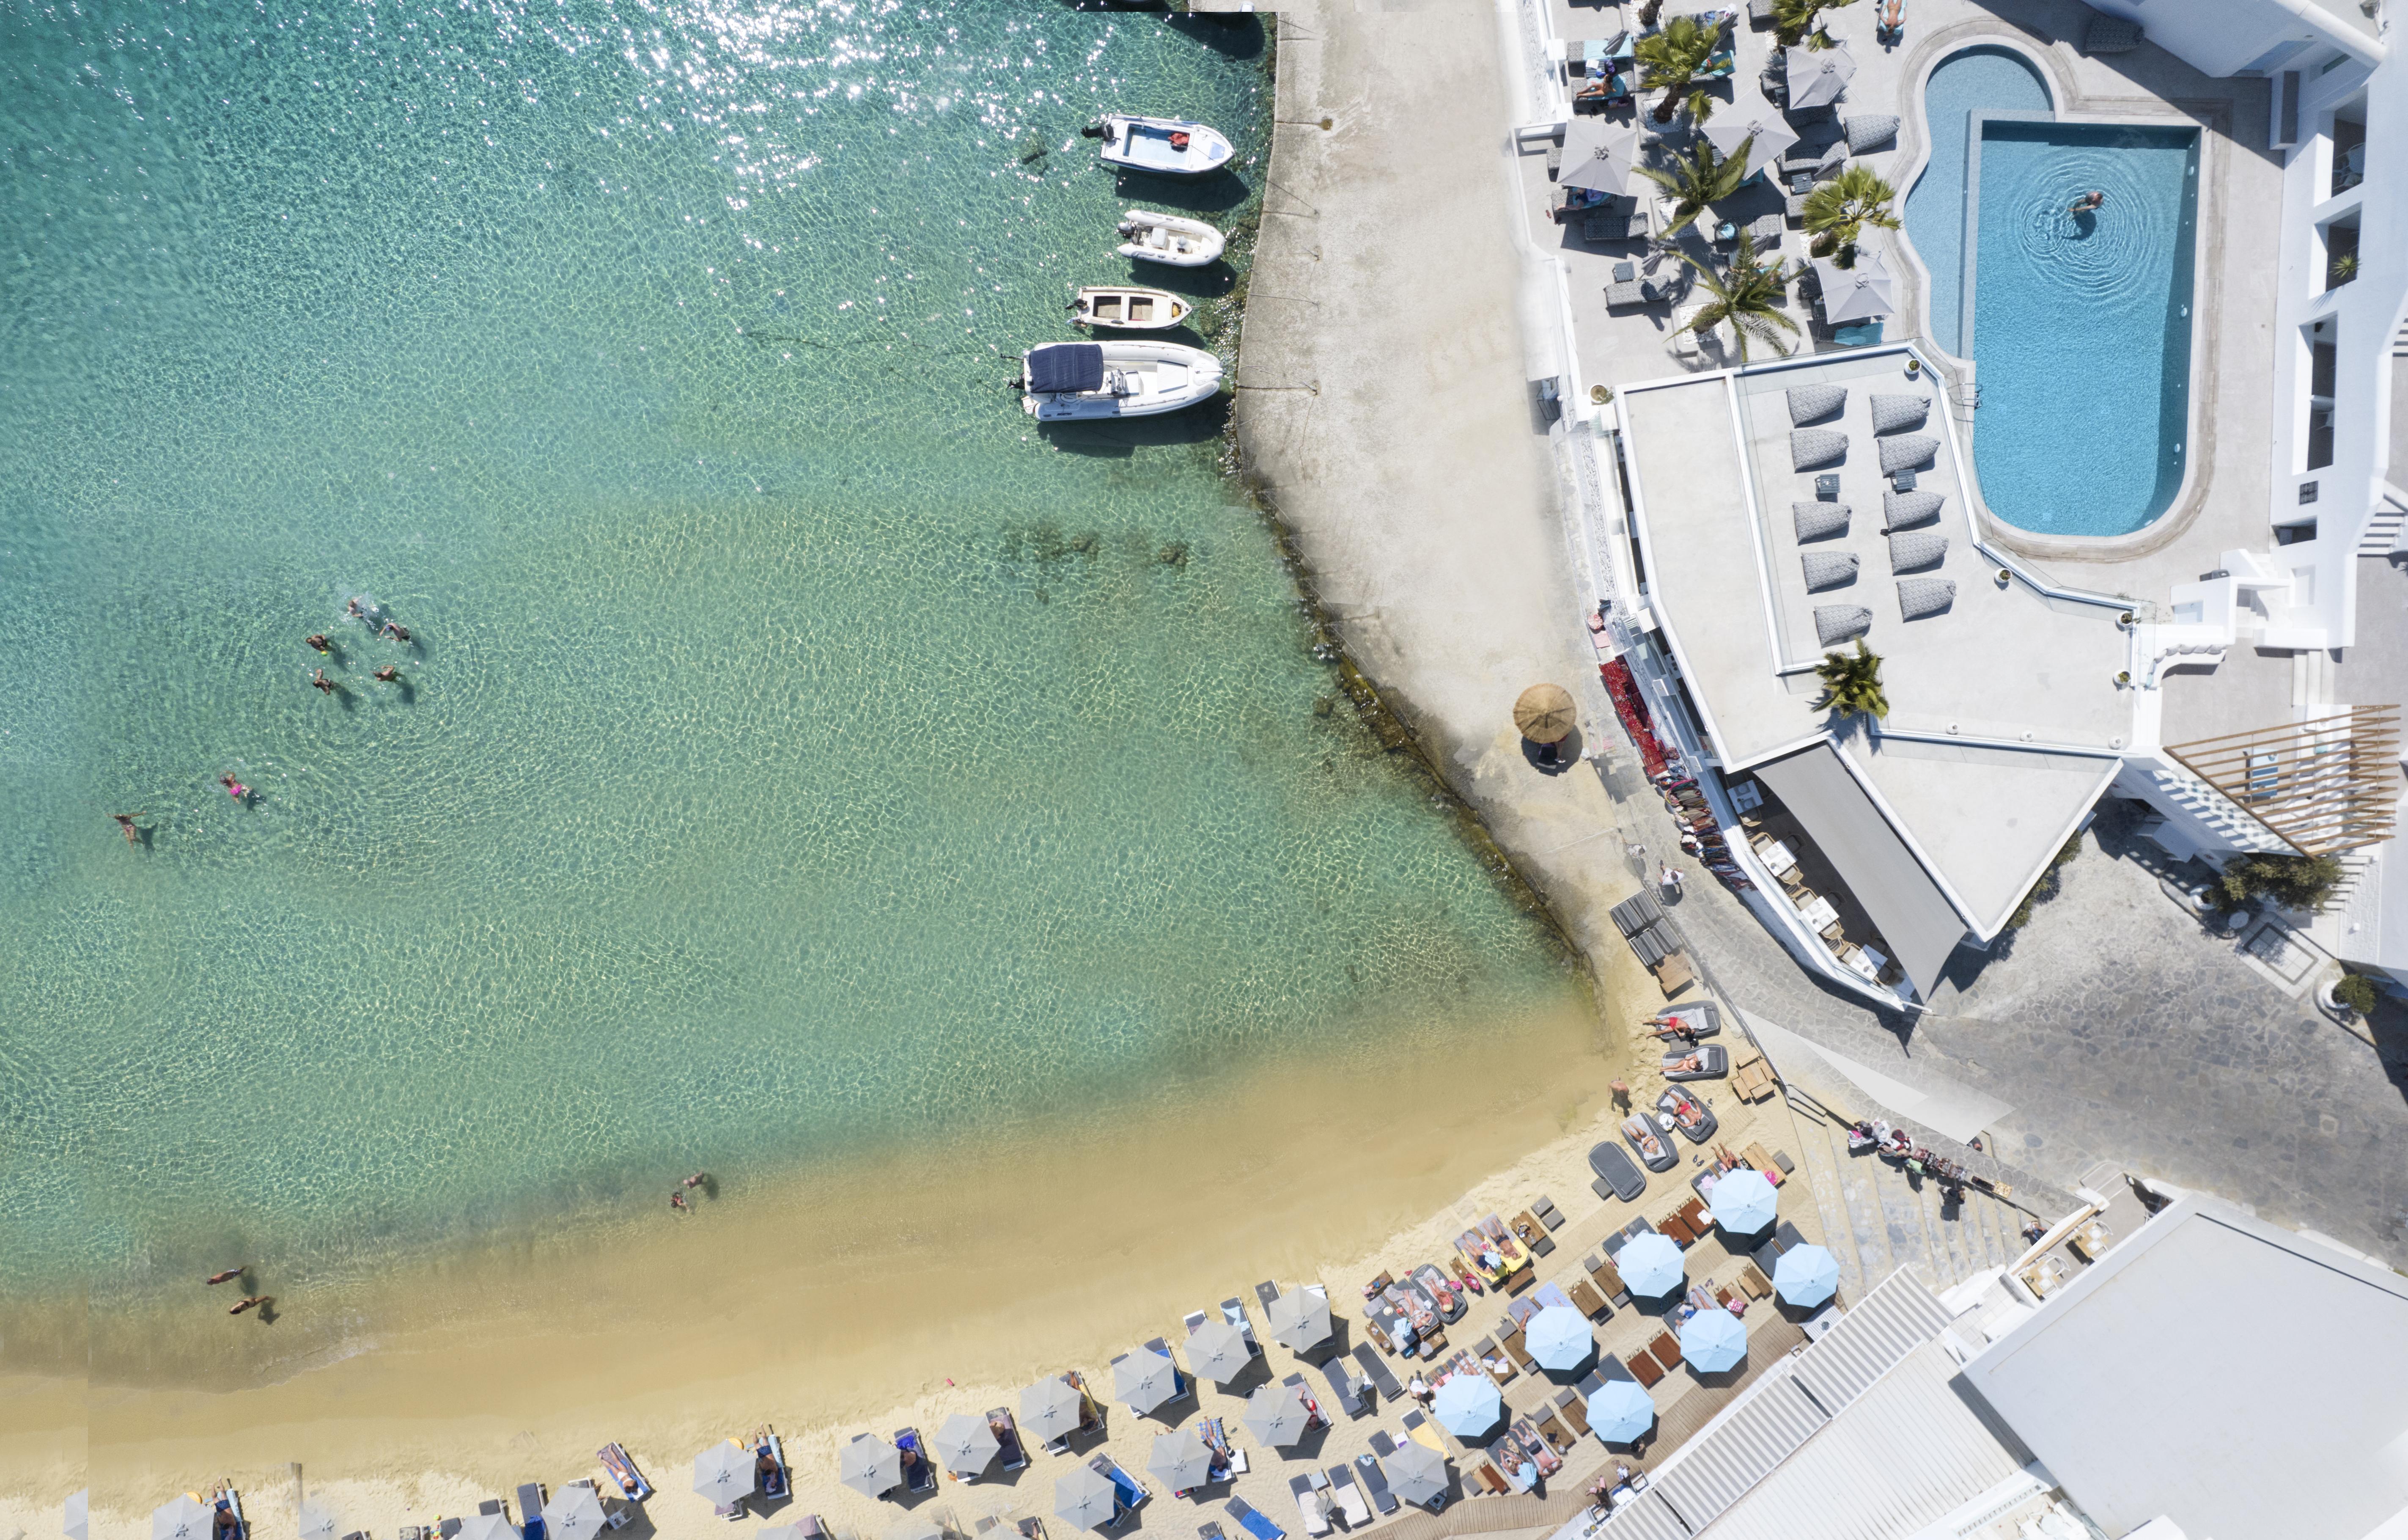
[1115,209,1224,268]
[1020,340,1223,421]
[1090,114,1234,177]
[1069,285,1194,331]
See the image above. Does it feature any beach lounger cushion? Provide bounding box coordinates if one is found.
[1791,428,1848,470]
[1898,578,1957,620]
[1785,383,1845,426]
[1882,488,1943,531]
[1845,114,1900,153]
[1793,500,1850,542]
[1877,433,1937,473]
[1870,393,1929,435]
[1801,551,1858,591]
[1887,529,1947,572]
[1605,279,1648,309]
[1814,604,1873,647]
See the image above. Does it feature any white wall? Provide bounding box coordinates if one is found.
[2079,0,2380,78]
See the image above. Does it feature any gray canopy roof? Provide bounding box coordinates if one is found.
[1055,1467,1122,1531]
[1385,1441,1450,1506]
[1185,1319,1252,1383]
[935,1412,1001,1476]
[1267,1288,1332,1351]
[1114,1347,1181,1414]
[1243,1381,1316,1446]
[1754,742,1970,997]
[1148,1427,1216,1488]
[840,1435,905,1496]
[1021,1376,1086,1440]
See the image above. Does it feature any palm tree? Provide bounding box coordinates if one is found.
[1639,137,1752,239]
[1801,164,1901,265]
[1773,0,1859,50]
[1634,15,1722,125]
[1673,234,1799,362]
[1812,640,1889,719]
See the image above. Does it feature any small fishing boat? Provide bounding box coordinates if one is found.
[1116,209,1225,267]
[1070,285,1194,331]
[1089,114,1234,177]
[1019,339,1223,421]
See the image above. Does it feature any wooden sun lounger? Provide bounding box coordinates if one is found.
[1508,1211,1556,1258]
[1625,1350,1664,1388]
[1656,1212,1697,1246]
[1552,1387,1591,1438]
[1675,1197,1710,1235]
[1568,1277,1611,1320]
[1498,1327,1536,1373]
[1474,1463,1510,1496]
[1647,1331,1683,1370]
[1535,1411,1575,1453]
[1738,1262,1773,1299]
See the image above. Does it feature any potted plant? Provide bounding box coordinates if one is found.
[1811,639,1888,720]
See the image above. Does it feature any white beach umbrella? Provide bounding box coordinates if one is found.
[1787,45,1858,111]
[693,1441,757,1506]
[840,1434,905,1497]
[1525,1304,1596,1372]
[935,1412,1001,1477]
[541,1487,607,1540]
[1812,251,1897,322]
[1054,1467,1121,1532]
[297,1505,342,1540]
[1773,1243,1842,1306]
[1702,110,1800,182]
[1268,1287,1333,1351]
[64,1493,89,1540]
[1148,1427,1215,1489]
[1433,1374,1504,1438]
[151,1497,213,1540]
[1385,1442,1450,1507]
[1680,1309,1749,1373]
[1617,1232,1687,1296]
[1186,1319,1252,1383]
[1560,121,1643,196]
[1113,1346,1181,1414]
[455,1516,516,1540]
[1243,1381,1316,1447]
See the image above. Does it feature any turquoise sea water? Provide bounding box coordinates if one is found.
[0,2,1580,1305]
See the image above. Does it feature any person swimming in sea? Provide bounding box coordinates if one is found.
[374,665,398,683]
[205,1266,245,1286]
[112,811,145,846]
[228,1294,270,1316]
[683,1172,709,1190]
[347,597,365,619]
[2069,189,2106,215]
[307,634,331,654]
[220,773,250,803]
[670,1189,690,1213]
[381,620,411,643]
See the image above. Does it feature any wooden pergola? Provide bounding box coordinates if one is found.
[2165,706,2403,856]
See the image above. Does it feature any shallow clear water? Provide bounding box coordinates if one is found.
[1903,48,2198,538]
[0,0,1582,1301]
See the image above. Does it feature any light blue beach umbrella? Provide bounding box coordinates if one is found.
[1773,1244,1841,1307]
[1584,1379,1657,1445]
[1525,1304,1595,1372]
[1617,1233,1687,1297]
[1680,1309,1748,1373]
[1433,1374,1504,1438]
[1708,1169,1779,1234]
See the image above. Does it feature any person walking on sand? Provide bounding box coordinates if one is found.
[112,811,145,846]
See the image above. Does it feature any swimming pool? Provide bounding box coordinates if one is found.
[1904,49,2201,537]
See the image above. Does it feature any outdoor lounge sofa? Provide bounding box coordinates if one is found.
[1785,383,1845,425]
[1897,578,1957,620]
[1869,392,1929,434]
[1886,530,1947,573]
[1881,488,1942,531]
[1794,500,1850,541]
[1801,552,1858,591]
[1877,433,1938,474]
[1814,604,1872,646]
[1791,428,1848,470]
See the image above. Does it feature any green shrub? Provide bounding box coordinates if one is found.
[2333,974,2379,1016]
[2005,831,2087,930]
[2218,852,2344,912]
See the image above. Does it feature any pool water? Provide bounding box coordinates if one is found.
[1905,50,2201,537]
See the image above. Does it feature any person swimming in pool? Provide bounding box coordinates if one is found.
[2069,190,2106,215]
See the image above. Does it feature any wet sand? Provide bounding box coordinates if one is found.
[8,990,1661,1539]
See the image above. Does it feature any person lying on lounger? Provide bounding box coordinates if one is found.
[1668,1054,1702,1073]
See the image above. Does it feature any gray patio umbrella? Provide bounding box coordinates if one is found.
[1242,1381,1315,1447]
[936,1411,1001,1477]
[1560,120,1642,196]
[152,1498,213,1540]
[541,1487,607,1540]
[456,1515,518,1540]
[1267,1288,1332,1352]
[1055,1467,1122,1532]
[1787,44,1858,111]
[1186,1319,1252,1383]
[1386,1441,1451,1507]
[694,1440,758,1505]
[1148,1427,1215,1490]
[888,1521,945,1540]
[1113,1347,1180,1414]
[1702,110,1800,181]
[840,1434,905,1497]
[1021,1375,1086,1441]
[298,1505,343,1540]
[1812,250,1897,322]
[65,1492,89,1540]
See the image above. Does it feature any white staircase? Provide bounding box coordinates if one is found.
[2361,481,2408,556]
[2146,765,2294,854]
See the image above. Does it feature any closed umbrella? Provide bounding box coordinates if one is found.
[456,1517,516,1540]
[1786,44,1857,111]
[66,1493,90,1540]
[1512,685,1578,745]
[1433,1375,1503,1439]
[1021,1376,1086,1442]
[1114,1347,1181,1414]
[935,1412,1001,1477]
[1560,121,1642,196]
[1055,1467,1121,1532]
[1773,1243,1841,1307]
[1186,1319,1252,1383]
[1268,1288,1333,1351]
[694,1441,757,1506]
[1586,1379,1658,1444]
[152,1498,213,1540]
[1525,1305,1595,1372]
[1385,1442,1450,1507]
[840,1435,905,1498]
[1617,1232,1687,1297]
[1702,110,1800,182]
[889,1521,944,1540]
[1148,1427,1215,1490]
[1243,1381,1315,1447]
[542,1487,607,1540]
[1811,251,1896,322]
[297,1506,342,1540]
[1680,1309,1749,1373]
[1708,1169,1779,1234]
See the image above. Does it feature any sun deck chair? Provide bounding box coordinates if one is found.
[1877,433,1937,474]
[1793,500,1850,542]
[1814,605,1872,647]
[1845,113,1900,152]
[1093,1455,1150,1512]
[1898,578,1957,619]
[1352,1455,1398,1516]
[1802,552,1858,591]
[1605,278,1649,310]
[1325,1468,1372,1527]
[1224,1498,1285,1540]
[1286,1476,1330,1538]
[1791,428,1848,470]
[1551,1386,1592,1437]
[1648,1331,1684,1370]
[1881,488,1942,531]
[1352,1343,1405,1402]
[1869,392,1929,434]
[1626,1348,1665,1387]
[514,1488,545,1540]
[988,1410,1029,1471]
[1322,1361,1368,1418]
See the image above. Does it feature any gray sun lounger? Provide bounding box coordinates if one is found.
[1353,1455,1398,1515]
[1323,1361,1368,1419]
[1352,1343,1406,1402]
